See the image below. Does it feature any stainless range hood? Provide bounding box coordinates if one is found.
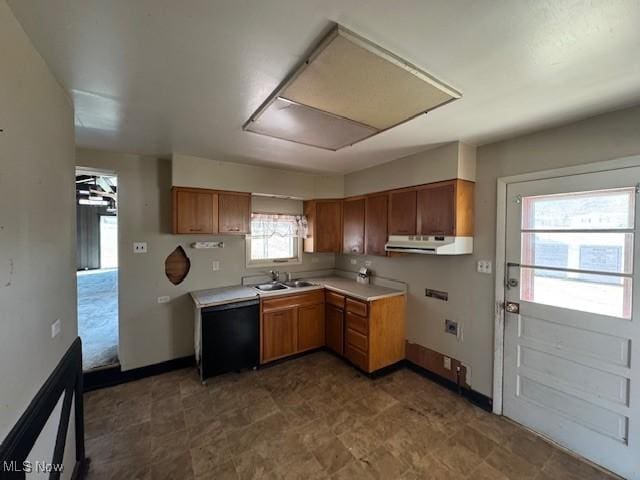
[385,235,473,255]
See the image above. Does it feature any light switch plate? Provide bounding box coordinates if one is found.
[477,260,492,274]
[51,319,61,339]
[212,261,220,271]
[133,242,148,253]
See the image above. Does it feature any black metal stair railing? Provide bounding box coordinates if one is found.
[0,337,86,480]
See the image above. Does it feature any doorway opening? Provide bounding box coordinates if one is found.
[76,169,119,371]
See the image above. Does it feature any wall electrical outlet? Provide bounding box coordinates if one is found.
[364,260,373,267]
[350,258,357,265]
[51,319,61,339]
[157,296,170,304]
[477,260,492,274]
[443,356,452,370]
[445,319,458,336]
[133,242,147,253]
[211,260,220,271]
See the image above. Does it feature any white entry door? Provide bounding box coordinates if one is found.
[503,167,640,479]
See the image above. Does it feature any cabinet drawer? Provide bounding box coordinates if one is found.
[346,311,368,335]
[345,328,368,352]
[326,291,345,309]
[345,344,368,371]
[346,298,368,317]
[262,290,324,312]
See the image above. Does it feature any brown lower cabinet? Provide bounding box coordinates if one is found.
[261,288,406,373]
[298,303,326,351]
[325,304,345,355]
[260,290,325,364]
[341,294,406,373]
[262,308,297,362]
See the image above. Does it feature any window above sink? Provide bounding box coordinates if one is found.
[246,213,306,268]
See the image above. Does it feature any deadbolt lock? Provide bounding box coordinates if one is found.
[507,278,519,288]
[504,302,520,314]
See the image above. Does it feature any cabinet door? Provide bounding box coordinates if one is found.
[365,194,388,256]
[315,201,343,252]
[417,182,455,236]
[219,192,250,234]
[325,304,344,355]
[262,308,297,362]
[298,303,325,352]
[174,189,218,234]
[343,198,365,255]
[388,189,417,235]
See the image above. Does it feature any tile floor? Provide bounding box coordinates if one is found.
[84,351,617,480]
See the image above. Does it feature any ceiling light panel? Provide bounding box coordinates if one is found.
[282,31,458,130]
[244,25,461,150]
[245,97,377,150]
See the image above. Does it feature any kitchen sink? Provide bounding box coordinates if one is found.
[282,280,316,288]
[254,283,289,291]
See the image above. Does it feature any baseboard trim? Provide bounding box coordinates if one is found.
[258,347,326,370]
[405,360,493,412]
[83,355,195,392]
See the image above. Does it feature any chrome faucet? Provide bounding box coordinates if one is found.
[268,270,279,282]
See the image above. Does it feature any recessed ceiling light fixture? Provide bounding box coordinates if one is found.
[244,24,461,151]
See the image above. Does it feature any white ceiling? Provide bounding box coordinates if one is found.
[8,0,640,173]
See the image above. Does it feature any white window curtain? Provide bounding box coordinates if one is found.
[250,213,308,238]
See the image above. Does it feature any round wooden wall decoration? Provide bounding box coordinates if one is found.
[165,246,191,285]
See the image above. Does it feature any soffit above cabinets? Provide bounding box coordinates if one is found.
[243,25,461,151]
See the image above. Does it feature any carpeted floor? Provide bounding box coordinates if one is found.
[77,269,119,370]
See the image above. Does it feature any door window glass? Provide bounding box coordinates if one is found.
[520,187,635,319]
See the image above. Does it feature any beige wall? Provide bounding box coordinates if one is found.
[0,0,76,473]
[80,105,640,396]
[344,142,475,197]
[337,104,640,397]
[76,149,336,371]
[173,153,344,199]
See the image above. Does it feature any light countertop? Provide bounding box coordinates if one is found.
[191,276,405,309]
[190,285,258,309]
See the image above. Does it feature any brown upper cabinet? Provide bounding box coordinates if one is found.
[417,179,474,236]
[342,197,365,255]
[172,187,218,234]
[388,188,417,235]
[365,194,388,256]
[303,199,343,253]
[218,192,250,234]
[172,187,250,235]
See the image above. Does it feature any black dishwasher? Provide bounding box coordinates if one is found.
[199,299,260,381]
